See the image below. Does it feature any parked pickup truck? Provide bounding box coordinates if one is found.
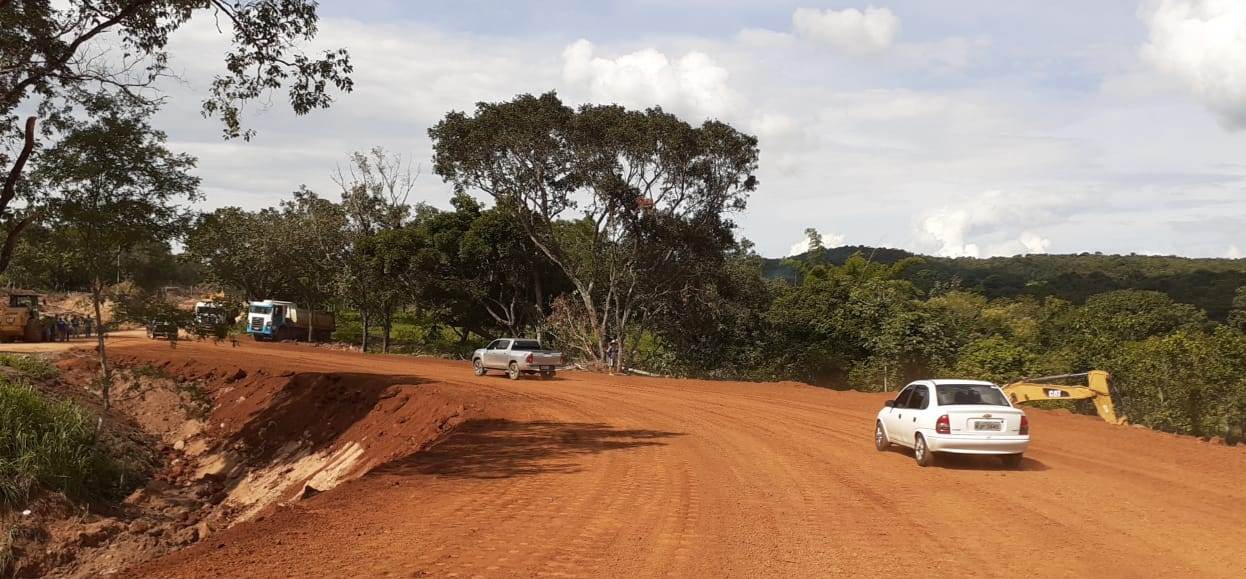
[473,338,563,380]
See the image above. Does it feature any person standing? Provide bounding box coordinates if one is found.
[605,339,620,375]
[84,317,93,338]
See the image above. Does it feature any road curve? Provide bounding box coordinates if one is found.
[123,339,1246,578]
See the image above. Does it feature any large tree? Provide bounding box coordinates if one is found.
[332,147,414,352]
[33,94,199,408]
[1,0,352,273]
[184,206,297,299]
[430,92,759,368]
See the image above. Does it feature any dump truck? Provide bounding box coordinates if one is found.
[245,299,335,342]
[193,301,233,333]
[0,290,47,342]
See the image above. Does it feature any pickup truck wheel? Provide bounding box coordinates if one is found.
[507,362,520,380]
[473,359,487,376]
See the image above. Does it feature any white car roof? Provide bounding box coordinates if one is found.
[915,379,998,386]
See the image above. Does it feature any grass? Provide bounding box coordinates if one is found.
[0,354,59,381]
[0,380,137,508]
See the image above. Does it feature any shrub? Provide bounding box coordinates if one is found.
[0,354,59,381]
[0,381,135,507]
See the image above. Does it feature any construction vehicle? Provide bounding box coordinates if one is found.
[1001,370,1125,425]
[193,301,233,334]
[0,290,47,342]
[245,299,335,342]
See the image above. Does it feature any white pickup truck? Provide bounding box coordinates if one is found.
[472,338,564,380]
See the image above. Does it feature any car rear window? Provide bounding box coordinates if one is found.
[512,340,542,350]
[935,384,1010,406]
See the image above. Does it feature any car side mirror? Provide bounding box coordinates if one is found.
[883,400,894,408]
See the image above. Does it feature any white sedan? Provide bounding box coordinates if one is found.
[875,379,1030,468]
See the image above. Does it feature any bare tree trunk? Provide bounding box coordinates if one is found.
[382,306,392,354]
[361,309,370,353]
[91,280,112,410]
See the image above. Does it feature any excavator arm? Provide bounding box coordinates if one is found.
[1002,370,1125,425]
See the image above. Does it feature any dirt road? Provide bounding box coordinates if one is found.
[0,329,148,354]
[118,338,1246,578]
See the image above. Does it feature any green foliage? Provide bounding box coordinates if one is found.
[951,337,1036,385]
[0,381,138,507]
[430,92,760,366]
[1105,328,1246,437]
[0,354,59,381]
[767,246,1246,320]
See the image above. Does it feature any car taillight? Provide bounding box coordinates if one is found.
[936,414,950,434]
[525,353,534,364]
[1019,415,1029,435]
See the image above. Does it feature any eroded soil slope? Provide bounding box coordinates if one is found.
[104,337,1246,578]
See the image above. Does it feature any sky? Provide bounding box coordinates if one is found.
[147,0,1246,259]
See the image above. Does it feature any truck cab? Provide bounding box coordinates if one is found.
[246,299,293,340]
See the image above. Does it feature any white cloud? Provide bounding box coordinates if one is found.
[1141,0,1246,129]
[1228,244,1243,259]
[919,207,981,257]
[792,6,900,54]
[787,230,847,256]
[916,192,1073,258]
[1018,231,1052,254]
[561,39,738,119]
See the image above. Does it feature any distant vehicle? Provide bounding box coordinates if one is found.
[0,290,47,342]
[245,299,335,342]
[192,300,233,334]
[472,338,564,380]
[875,379,1029,468]
[147,318,179,340]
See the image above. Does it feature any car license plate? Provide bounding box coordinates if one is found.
[541,366,553,371]
[974,421,1002,431]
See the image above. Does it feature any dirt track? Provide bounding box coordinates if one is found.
[108,338,1246,578]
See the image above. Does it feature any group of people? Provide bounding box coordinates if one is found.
[42,315,94,342]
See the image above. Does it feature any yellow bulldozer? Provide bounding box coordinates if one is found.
[0,290,48,342]
[1002,370,1126,425]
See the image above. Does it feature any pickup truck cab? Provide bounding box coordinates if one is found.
[473,338,563,380]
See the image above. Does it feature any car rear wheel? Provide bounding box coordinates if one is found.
[473,359,487,376]
[874,422,890,451]
[914,434,934,467]
[1000,453,1023,469]
[507,362,520,380]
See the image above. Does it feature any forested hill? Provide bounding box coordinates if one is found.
[764,246,1246,320]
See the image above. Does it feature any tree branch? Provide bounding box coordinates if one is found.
[1,116,36,216]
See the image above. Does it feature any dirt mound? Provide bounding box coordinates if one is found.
[6,343,496,577]
[104,352,490,522]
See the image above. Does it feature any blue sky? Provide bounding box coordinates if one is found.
[152,1,1246,258]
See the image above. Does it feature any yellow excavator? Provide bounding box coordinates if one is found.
[1002,370,1126,425]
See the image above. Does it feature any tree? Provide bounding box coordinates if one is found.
[332,148,415,352]
[1,0,352,274]
[278,187,345,341]
[430,92,759,368]
[33,94,198,408]
[185,207,297,299]
[1228,287,1246,333]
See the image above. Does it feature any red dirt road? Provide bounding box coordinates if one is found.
[119,338,1246,578]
